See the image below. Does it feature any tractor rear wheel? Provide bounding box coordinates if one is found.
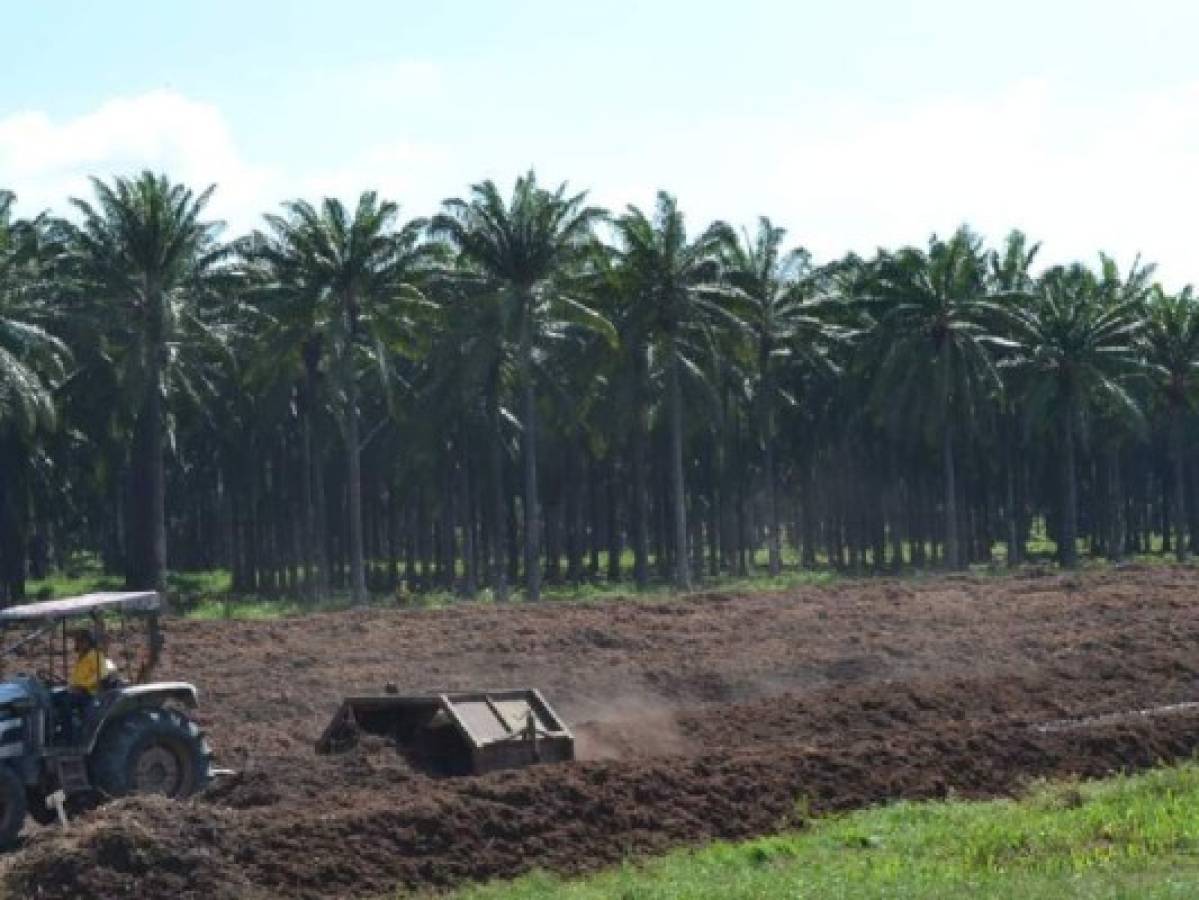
[91,708,211,800]
[0,766,27,847]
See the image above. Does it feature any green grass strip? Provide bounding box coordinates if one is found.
[448,763,1199,900]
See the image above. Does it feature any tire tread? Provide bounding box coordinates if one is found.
[91,707,211,799]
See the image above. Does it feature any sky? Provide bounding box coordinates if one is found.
[3,0,1199,282]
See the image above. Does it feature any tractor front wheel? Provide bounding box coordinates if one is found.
[91,708,211,800]
[0,766,27,847]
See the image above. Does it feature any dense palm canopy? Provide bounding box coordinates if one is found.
[1136,285,1199,559]
[722,217,840,576]
[0,192,67,439]
[0,192,70,602]
[432,172,607,601]
[862,227,1010,568]
[2,166,1199,604]
[1005,264,1145,566]
[246,192,432,602]
[614,192,739,589]
[64,172,227,591]
[1143,286,1199,411]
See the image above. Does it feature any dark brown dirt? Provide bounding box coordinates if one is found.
[6,565,1199,898]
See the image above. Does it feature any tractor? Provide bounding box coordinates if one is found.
[0,591,210,845]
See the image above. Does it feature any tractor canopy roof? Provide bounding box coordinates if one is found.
[0,592,161,624]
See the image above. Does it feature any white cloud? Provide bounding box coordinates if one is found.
[631,79,1199,284]
[0,87,453,234]
[4,81,1199,285]
[290,138,451,221]
[0,90,275,234]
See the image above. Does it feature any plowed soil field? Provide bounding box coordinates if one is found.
[6,565,1199,898]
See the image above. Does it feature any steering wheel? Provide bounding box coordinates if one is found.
[36,670,67,687]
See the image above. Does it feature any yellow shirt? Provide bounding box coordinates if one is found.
[69,650,117,694]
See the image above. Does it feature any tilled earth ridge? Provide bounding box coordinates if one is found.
[4,565,1199,898]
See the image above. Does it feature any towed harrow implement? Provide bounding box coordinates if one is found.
[317,687,574,775]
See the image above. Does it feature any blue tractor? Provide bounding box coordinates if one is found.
[0,591,210,844]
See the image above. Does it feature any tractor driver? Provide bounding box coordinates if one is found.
[69,629,118,696]
[56,629,118,743]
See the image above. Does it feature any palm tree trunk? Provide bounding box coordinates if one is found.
[1172,406,1188,561]
[1004,415,1020,567]
[301,344,325,600]
[942,425,960,570]
[587,456,601,578]
[506,490,520,585]
[544,479,561,584]
[668,346,691,590]
[129,351,167,592]
[314,451,330,590]
[489,381,510,601]
[0,438,28,603]
[566,437,583,584]
[461,448,477,596]
[889,475,905,571]
[101,446,126,575]
[760,345,782,576]
[343,356,368,604]
[801,457,817,569]
[300,388,318,602]
[631,348,649,588]
[519,299,541,602]
[387,488,400,590]
[606,460,622,581]
[708,458,721,576]
[403,501,417,591]
[1060,402,1079,568]
[438,455,455,588]
[764,438,781,576]
[735,418,748,576]
[1107,444,1124,561]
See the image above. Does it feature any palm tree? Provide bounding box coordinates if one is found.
[0,192,66,439]
[415,268,512,598]
[67,173,226,591]
[1006,263,1145,567]
[1142,284,1199,560]
[723,217,841,575]
[432,172,606,601]
[581,243,655,585]
[861,228,1008,568]
[249,192,431,603]
[989,230,1041,295]
[0,192,70,601]
[988,230,1041,565]
[229,252,329,597]
[614,192,736,589]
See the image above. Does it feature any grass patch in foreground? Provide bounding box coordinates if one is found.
[448,763,1199,900]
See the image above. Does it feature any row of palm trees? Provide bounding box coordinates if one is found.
[0,171,1195,604]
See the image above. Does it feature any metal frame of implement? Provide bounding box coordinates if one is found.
[317,687,574,775]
